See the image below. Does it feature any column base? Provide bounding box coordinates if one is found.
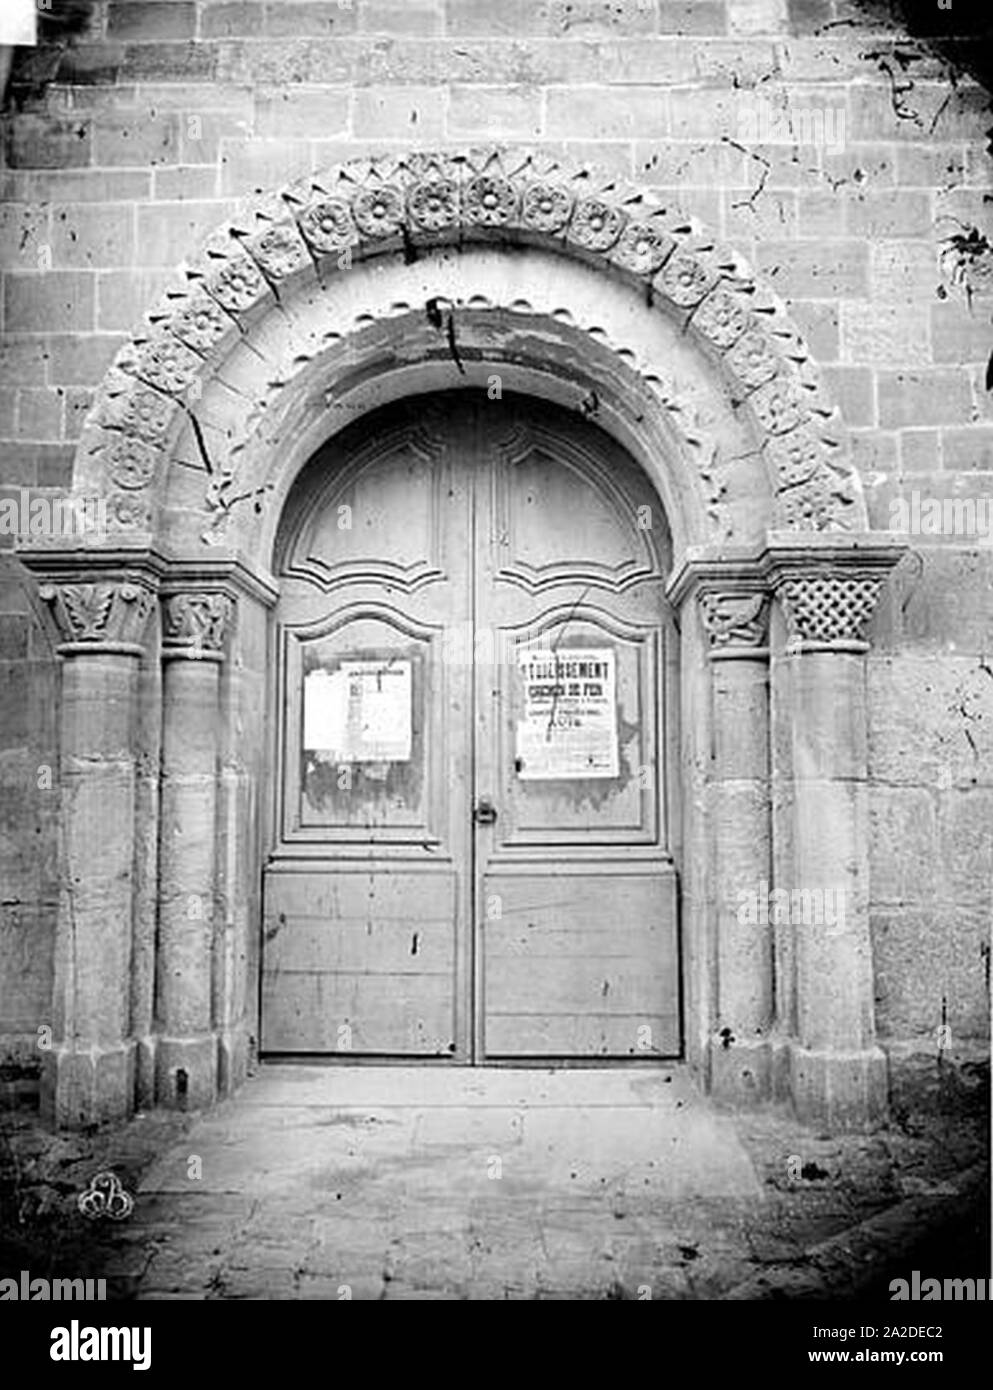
[155,1034,218,1110]
[788,1043,889,1130]
[217,1025,249,1097]
[709,1035,773,1103]
[41,1042,135,1129]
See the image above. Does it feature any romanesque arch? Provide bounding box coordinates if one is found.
[19,146,904,1132]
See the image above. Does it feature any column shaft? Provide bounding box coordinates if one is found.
[787,646,885,1126]
[711,652,773,1100]
[46,651,139,1125]
[156,655,221,1107]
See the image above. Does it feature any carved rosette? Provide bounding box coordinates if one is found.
[352,184,404,237]
[407,176,458,231]
[611,221,674,276]
[777,575,883,649]
[521,181,573,232]
[297,198,357,253]
[699,591,771,657]
[161,593,232,660]
[463,175,517,227]
[243,222,312,280]
[657,253,714,308]
[726,330,781,390]
[110,383,173,442]
[39,580,155,651]
[129,333,202,397]
[73,146,860,538]
[568,197,625,252]
[105,436,160,491]
[170,293,234,354]
[691,288,750,349]
[206,254,267,313]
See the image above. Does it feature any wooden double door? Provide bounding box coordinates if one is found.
[262,392,680,1061]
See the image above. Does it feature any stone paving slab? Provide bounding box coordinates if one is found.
[139,1064,760,1201]
[126,1064,764,1298]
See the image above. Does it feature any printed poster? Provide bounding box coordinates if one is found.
[304,659,412,763]
[516,647,618,780]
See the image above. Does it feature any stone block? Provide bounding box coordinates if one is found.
[4,115,93,170]
[119,41,218,82]
[219,138,314,195]
[930,302,993,365]
[788,1043,888,1131]
[658,2,728,35]
[200,2,266,39]
[821,365,874,427]
[942,426,993,474]
[899,428,939,473]
[47,333,125,385]
[359,2,442,35]
[92,109,180,167]
[868,653,993,785]
[845,190,932,239]
[50,203,135,269]
[869,240,940,303]
[41,1043,135,1128]
[155,1035,218,1110]
[3,273,95,334]
[547,87,668,140]
[264,1,360,36]
[107,3,197,42]
[350,87,446,140]
[96,270,172,331]
[14,388,63,440]
[135,200,235,267]
[0,204,50,272]
[840,304,930,367]
[878,369,974,429]
[868,785,938,906]
[447,86,543,139]
[755,240,869,298]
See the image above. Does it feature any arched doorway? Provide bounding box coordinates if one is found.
[262,391,681,1063]
[17,146,905,1130]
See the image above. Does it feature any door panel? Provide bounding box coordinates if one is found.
[262,869,457,1054]
[481,870,679,1056]
[262,411,472,1057]
[262,393,680,1061]
[473,406,678,1059]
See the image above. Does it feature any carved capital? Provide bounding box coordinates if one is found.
[699,590,770,656]
[39,579,154,652]
[161,592,232,660]
[777,574,883,650]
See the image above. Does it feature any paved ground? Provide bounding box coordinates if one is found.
[2,1060,988,1300]
[130,1065,761,1300]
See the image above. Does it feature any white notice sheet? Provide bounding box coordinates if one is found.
[516,647,618,779]
[304,659,412,763]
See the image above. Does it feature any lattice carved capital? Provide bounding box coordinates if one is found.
[777,574,883,648]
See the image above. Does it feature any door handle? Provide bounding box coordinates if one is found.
[473,797,498,826]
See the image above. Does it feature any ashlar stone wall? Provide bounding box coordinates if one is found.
[0,0,990,1106]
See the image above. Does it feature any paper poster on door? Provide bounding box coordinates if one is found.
[304,658,412,763]
[516,647,618,780]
